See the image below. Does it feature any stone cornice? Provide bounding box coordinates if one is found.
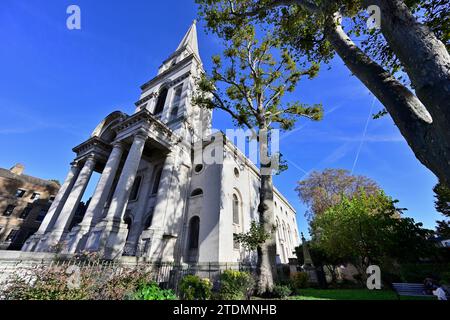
[135,72,191,107]
[112,109,183,147]
[134,93,156,107]
[72,137,112,156]
[140,53,200,92]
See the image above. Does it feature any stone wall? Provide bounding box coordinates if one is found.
[0,251,67,288]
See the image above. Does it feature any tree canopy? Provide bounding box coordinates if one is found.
[433,182,450,239]
[192,23,323,294]
[192,24,323,133]
[296,169,381,221]
[311,190,434,276]
[196,0,450,187]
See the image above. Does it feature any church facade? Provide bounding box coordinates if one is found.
[22,22,300,264]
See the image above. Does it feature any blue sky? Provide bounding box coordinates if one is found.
[0,0,442,236]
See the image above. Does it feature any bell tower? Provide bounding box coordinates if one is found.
[134,20,212,141]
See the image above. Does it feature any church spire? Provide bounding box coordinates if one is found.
[176,20,200,59]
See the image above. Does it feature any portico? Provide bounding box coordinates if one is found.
[24,109,179,258]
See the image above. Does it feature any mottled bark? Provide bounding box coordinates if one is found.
[256,138,277,295]
[363,0,450,132]
[286,0,450,183]
[324,13,450,185]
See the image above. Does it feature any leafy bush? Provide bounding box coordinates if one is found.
[218,270,255,300]
[2,265,93,300]
[133,282,177,300]
[271,284,292,299]
[179,275,212,300]
[441,272,450,285]
[92,268,154,300]
[291,272,309,293]
[399,263,450,283]
[2,263,155,300]
[334,278,365,289]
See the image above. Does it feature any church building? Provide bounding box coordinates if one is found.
[22,21,300,264]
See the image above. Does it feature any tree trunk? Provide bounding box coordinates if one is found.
[324,13,450,185]
[256,136,277,295]
[363,0,450,136]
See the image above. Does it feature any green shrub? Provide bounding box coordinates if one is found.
[2,263,155,300]
[335,278,364,289]
[179,275,212,300]
[441,272,450,285]
[291,272,309,293]
[218,270,255,300]
[272,284,292,299]
[93,268,155,300]
[399,263,450,283]
[2,264,100,300]
[133,282,177,300]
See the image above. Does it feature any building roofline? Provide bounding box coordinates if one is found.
[0,168,60,189]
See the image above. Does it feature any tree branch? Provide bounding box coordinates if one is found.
[210,91,257,136]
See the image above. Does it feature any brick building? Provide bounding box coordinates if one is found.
[0,164,60,250]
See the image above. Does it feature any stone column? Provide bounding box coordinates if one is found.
[101,131,147,259]
[38,155,96,251]
[106,133,147,223]
[122,170,153,256]
[146,152,175,231]
[83,143,124,227]
[65,143,124,253]
[22,163,81,252]
[144,152,176,261]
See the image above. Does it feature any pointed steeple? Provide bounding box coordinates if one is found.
[176,20,200,59]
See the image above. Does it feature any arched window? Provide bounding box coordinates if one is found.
[151,167,163,195]
[124,216,132,231]
[170,85,183,120]
[188,216,200,250]
[190,188,203,197]
[276,218,281,242]
[154,87,168,115]
[232,194,240,225]
[129,176,142,201]
[144,208,154,229]
[287,226,292,246]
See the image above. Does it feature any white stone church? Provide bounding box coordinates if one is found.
[22,21,300,264]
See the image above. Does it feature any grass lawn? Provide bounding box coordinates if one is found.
[288,289,436,300]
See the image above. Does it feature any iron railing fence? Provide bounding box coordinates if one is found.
[0,259,259,295]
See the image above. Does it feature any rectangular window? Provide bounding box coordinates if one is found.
[30,192,41,201]
[36,209,47,222]
[6,229,19,242]
[3,205,15,217]
[15,189,26,198]
[19,205,33,219]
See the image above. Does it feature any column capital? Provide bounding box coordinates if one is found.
[134,129,148,141]
[112,141,125,151]
[85,153,97,162]
[70,161,82,169]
